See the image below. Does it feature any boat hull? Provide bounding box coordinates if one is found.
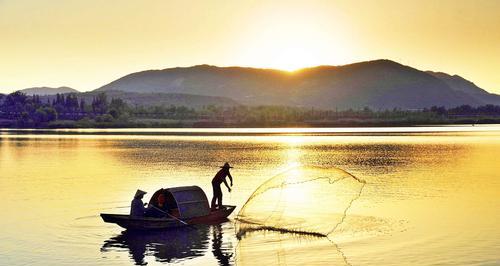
[101,205,236,230]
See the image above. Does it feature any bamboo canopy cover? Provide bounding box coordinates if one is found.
[149,186,211,219]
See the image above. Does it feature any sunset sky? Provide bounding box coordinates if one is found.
[1,0,499,93]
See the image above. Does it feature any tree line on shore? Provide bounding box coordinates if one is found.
[0,91,122,126]
[1,91,500,127]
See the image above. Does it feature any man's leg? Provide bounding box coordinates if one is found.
[214,185,223,209]
[211,183,218,209]
[217,193,223,209]
[211,196,217,210]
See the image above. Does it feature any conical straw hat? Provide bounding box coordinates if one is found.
[134,189,147,198]
[220,162,233,169]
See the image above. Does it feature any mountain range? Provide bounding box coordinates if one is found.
[14,60,500,109]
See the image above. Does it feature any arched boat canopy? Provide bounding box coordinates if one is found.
[149,186,210,219]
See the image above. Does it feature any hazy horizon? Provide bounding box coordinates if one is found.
[1,0,499,93]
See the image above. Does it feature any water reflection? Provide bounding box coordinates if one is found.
[1,128,499,265]
[212,224,233,266]
[101,223,234,265]
[102,226,209,265]
[235,231,353,266]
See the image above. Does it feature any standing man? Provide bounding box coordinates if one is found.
[211,162,233,210]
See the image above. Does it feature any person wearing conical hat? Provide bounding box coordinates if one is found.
[130,189,150,217]
[211,162,234,210]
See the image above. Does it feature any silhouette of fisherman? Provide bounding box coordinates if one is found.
[211,162,233,210]
[130,189,151,217]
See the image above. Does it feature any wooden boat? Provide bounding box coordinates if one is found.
[101,186,236,230]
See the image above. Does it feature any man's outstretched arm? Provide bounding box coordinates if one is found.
[228,172,233,186]
[224,179,231,192]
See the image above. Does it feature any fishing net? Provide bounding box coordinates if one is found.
[236,165,366,238]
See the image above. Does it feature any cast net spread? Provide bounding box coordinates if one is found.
[236,166,366,238]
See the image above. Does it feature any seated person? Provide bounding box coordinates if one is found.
[130,189,150,217]
[157,193,167,210]
[144,192,168,218]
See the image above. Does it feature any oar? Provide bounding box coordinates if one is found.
[150,205,190,226]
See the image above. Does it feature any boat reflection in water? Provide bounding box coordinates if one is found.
[101,222,234,265]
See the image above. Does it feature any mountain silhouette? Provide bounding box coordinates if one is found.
[20,86,79,95]
[427,71,500,105]
[96,59,499,109]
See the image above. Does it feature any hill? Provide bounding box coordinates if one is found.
[427,71,500,105]
[96,60,500,109]
[20,86,79,95]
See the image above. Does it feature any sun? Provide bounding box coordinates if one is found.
[268,47,319,72]
[233,2,353,72]
[239,23,332,71]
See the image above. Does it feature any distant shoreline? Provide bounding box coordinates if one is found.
[1,118,499,130]
[3,91,500,131]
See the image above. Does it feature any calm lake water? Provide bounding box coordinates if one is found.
[1,126,499,265]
